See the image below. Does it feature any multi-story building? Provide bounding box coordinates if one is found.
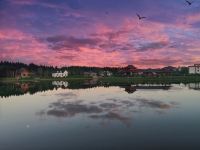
[189,64,200,74]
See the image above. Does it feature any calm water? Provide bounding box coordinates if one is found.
[0,82,200,150]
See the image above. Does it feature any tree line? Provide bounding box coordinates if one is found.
[0,61,120,77]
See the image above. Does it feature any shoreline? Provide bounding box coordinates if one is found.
[1,76,200,84]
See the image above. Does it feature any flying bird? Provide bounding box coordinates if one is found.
[136,13,146,20]
[185,0,193,5]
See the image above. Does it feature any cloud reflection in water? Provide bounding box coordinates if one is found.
[37,91,179,126]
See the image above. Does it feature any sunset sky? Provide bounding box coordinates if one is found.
[0,0,200,68]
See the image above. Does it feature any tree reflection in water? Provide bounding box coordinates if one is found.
[0,80,182,126]
[1,80,199,99]
[0,80,176,98]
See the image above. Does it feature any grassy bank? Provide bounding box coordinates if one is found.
[100,76,200,85]
[0,78,18,83]
[1,76,200,84]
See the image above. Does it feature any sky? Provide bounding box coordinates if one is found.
[0,0,200,68]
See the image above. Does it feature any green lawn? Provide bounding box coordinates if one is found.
[1,76,200,84]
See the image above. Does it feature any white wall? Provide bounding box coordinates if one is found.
[189,66,200,74]
[189,67,196,74]
[196,66,200,74]
[52,71,68,78]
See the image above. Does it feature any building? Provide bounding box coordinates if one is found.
[120,65,138,76]
[52,70,68,78]
[83,72,98,78]
[99,71,113,77]
[139,66,177,77]
[139,69,159,77]
[16,68,31,78]
[161,66,177,75]
[189,64,200,74]
[106,71,113,76]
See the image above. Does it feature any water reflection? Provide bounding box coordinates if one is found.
[90,112,131,127]
[52,81,68,88]
[1,81,200,149]
[123,86,137,94]
[1,80,200,99]
[37,91,178,126]
[188,83,200,90]
[0,81,54,98]
[0,80,180,98]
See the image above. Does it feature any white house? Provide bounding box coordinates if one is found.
[99,71,113,77]
[106,71,113,77]
[52,70,68,78]
[189,64,200,74]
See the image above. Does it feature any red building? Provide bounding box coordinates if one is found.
[120,65,138,76]
[16,68,31,79]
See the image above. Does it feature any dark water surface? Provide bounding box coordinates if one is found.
[0,82,200,150]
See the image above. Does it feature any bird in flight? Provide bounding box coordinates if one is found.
[136,13,146,20]
[185,0,193,5]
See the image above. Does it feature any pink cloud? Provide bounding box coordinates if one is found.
[1,12,200,68]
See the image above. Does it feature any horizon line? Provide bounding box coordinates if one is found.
[0,60,194,69]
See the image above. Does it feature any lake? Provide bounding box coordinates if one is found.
[0,81,200,150]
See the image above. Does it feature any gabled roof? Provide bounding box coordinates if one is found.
[18,68,30,73]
